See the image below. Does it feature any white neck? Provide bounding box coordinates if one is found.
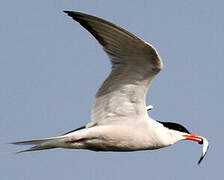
[147,120,187,148]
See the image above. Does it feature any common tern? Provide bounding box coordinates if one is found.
[12,11,209,164]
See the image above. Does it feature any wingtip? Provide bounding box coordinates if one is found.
[63,10,76,16]
[63,10,71,16]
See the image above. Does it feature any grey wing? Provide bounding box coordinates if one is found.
[64,11,163,127]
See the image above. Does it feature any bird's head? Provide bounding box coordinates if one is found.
[159,121,209,164]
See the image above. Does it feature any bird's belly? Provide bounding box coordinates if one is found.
[83,139,160,152]
[81,125,164,151]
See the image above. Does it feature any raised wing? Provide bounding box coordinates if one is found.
[64,11,163,127]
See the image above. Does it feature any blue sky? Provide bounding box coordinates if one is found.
[1,0,223,179]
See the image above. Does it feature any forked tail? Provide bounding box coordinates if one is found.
[11,136,66,153]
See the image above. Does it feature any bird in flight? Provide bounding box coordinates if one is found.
[12,11,209,164]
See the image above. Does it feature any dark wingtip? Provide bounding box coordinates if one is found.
[63,10,72,15]
[63,11,83,22]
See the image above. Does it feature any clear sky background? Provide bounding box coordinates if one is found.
[1,0,223,179]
